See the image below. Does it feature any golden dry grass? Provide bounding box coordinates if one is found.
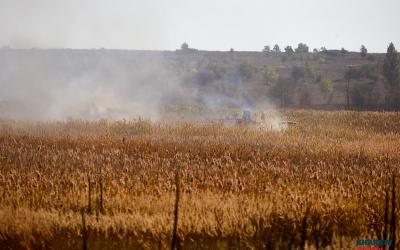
[0,110,400,249]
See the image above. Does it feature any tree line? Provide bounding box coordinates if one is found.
[262,43,369,58]
[263,42,399,110]
[178,42,399,110]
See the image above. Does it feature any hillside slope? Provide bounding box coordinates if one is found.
[0,48,387,120]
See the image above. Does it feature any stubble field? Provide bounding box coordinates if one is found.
[0,110,400,249]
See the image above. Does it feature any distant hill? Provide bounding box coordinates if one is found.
[0,48,388,120]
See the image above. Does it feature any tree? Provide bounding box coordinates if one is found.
[284,46,294,56]
[290,63,314,83]
[263,45,271,53]
[319,79,333,101]
[264,67,278,85]
[360,45,367,58]
[291,66,305,83]
[341,48,348,55]
[295,43,309,53]
[313,48,319,53]
[320,47,327,53]
[383,42,400,109]
[383,42,400,87]
[273,44,281,54]
[230,48,234,52]
[304,62,315,81]
[181,42,189,50]
[269,77,292,108]
[299,85,311,107]
[351,85,367,109]
[344,66,360,109]
[347,65,379,107]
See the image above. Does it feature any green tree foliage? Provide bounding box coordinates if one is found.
[291,66,305,83]
[304,62,315,81]
[290,63,315,83]
[295,43,309,53]
[351,85,368,109]
[263,67,278,85]
[344,64,380,109]
[383,42,400,87]
[263,45,271,53]
[289,63,316,106]
[269,77,292,107]
[273,44,281,54]
[360,45,367,58]
[341,48,348,55]
[284,46,294,56]
[319,79,333,97]
[383,43,400,109]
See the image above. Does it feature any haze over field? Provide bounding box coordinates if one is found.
[0,0,399,121]
[0,50,281,121]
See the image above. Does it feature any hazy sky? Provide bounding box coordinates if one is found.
[0,0,399,52]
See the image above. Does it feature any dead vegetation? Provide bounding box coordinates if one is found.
[0,110,400,249]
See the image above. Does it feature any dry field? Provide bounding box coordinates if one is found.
[1,110,400,249]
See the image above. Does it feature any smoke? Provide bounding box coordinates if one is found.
[0,48,280,123]
[0,0,285,123]
[0,49,174,120]
[0,2,279,123]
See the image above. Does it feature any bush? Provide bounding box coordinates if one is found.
[264,67,279,85]
[181,42,189,50]
[351,85,367,108]
[237,63,254,81]
[263,46,271,53]
[319,79,333,97]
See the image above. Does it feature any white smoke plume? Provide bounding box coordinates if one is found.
[0,48,283,124]
[0,1,280,123]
